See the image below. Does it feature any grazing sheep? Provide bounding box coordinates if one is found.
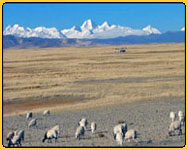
[7,130,24,147]
[43,110,50,116]
[75,126,85,140]
[78,118,88,129]
[42,128,58,143]
[113,124,123,139]
[113,122,127,139]
[178,111,185,126]
[91,122,97,134]
[168,120,182,136]
[124,129,137,142]
[170,112,176,122]
[116,132,124,146]
[28,119,37,128]
[26,112,32,120]
[6,131,15,141]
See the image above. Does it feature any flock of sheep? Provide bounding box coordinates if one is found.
[6,109,185,147]
[169,111,185,136]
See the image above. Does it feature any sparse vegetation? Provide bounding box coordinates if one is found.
[3,43,185,116]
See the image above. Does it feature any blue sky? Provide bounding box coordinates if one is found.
[3,3,185,33]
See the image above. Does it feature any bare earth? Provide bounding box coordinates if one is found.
[3,43,185,147]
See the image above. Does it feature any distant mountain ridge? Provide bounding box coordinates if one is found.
[3,19,185,49]
[3,30,185,49]
[4,19,162,39]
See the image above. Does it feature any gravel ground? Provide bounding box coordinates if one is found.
[3,97,185,147]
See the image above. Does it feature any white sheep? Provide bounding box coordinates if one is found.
[113,124,122,139]
[124,129,137,142]
[116,132,124,146]
[7,130,24,147]
[168,120,182,136]
[75,126,85,140]
[78,118,88,129]
[91,122,97,134]
[113,122,127,139]
[28,118,37,128]
[43,110,50,116]
[178,111,185,126]
[42,128,58,143]
[170,112,176,122]
[26,112,32,120]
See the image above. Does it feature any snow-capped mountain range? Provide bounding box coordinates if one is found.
[4,19,165,39]
[4,24,65,39]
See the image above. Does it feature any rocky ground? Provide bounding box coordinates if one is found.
[3,97,185,147]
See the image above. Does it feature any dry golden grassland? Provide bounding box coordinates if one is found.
[3,43,185,116]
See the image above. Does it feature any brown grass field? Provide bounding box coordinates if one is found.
[3,43,185,116]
